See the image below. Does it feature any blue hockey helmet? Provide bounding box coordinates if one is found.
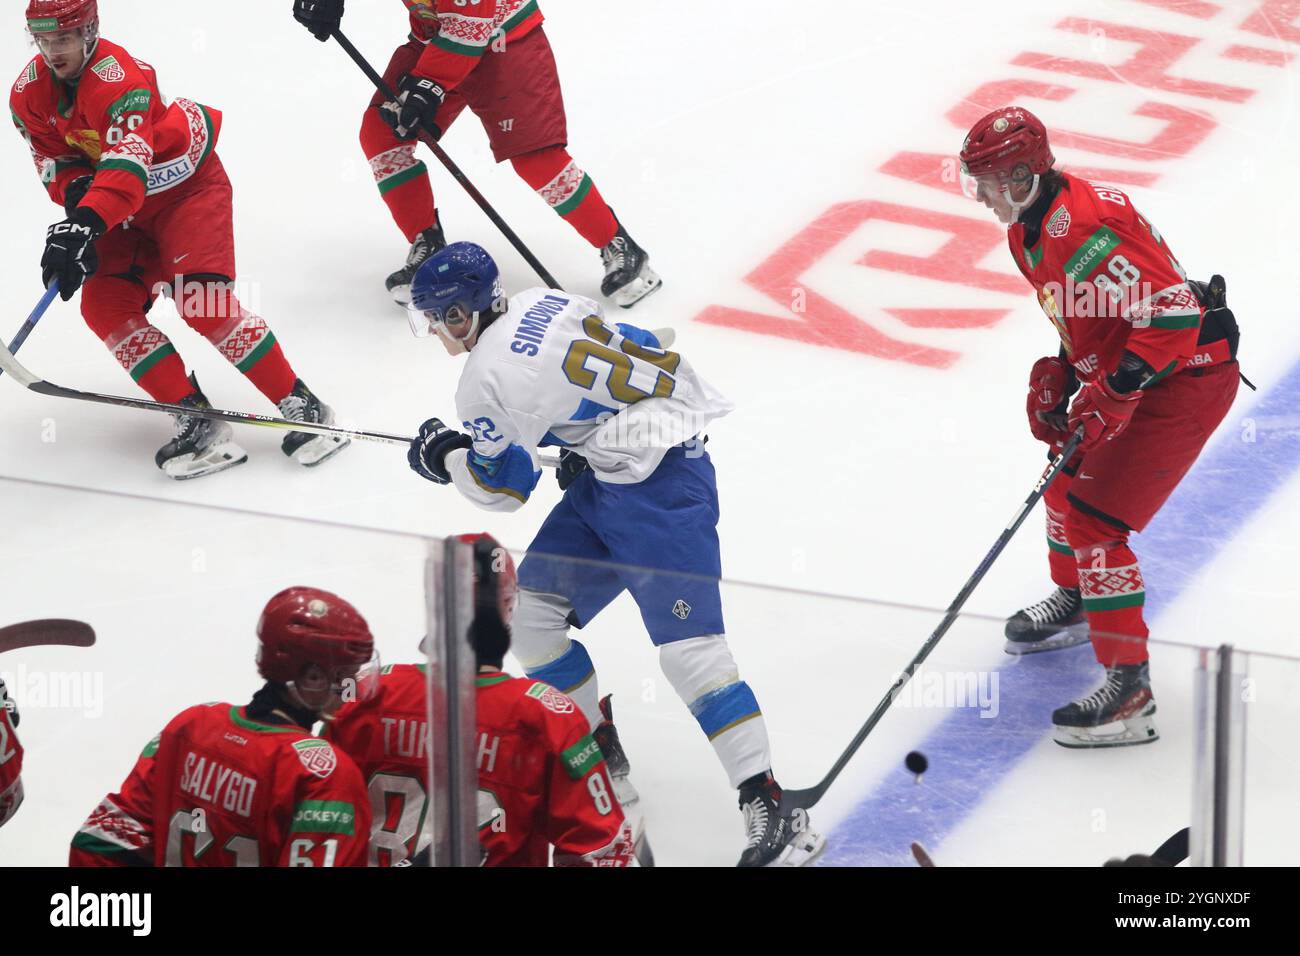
[408,242,505,349]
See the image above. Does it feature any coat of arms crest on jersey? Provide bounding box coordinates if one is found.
[292,739,338,779]
[91,55,126,83]
[1046,206,1071,238]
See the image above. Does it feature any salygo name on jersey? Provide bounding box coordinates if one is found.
[49,887,151,937]
[178,751,257,818]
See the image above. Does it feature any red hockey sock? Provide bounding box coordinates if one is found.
[83,281,195,404]
[1044,475,1080,588]
[179,284,297,404]
[510,147,618,249]
[361,108,437,243]
[1067,509,1148,667]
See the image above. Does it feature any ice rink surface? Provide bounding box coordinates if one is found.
[1,0,1298,866]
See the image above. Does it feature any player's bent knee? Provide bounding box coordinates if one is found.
[80,280,150,340]
[1065,506,1130,554]
[510,589,575,667]
[659,634,742,705]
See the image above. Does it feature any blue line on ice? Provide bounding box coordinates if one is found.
[822,362,1295,866]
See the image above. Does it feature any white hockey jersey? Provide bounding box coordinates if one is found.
[444,288,734,512]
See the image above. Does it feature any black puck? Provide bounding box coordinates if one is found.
[905,751,928,776]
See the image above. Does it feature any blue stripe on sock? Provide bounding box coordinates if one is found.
[824,361,1300,865]
[690,681,761,738]
[524,639,595,695]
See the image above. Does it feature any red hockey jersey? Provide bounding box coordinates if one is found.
[69,703,370,867]
[9,39,221,230]
[328,664,631,867]
[0,701,23,829]
[1008,173,1210,385]
[401,0,544,91]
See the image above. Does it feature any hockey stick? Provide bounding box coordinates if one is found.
[0,282,60,382]
[779,428,1086,817]
[0,619,96,653]
[0,338,566,468]
[331,29,564,291]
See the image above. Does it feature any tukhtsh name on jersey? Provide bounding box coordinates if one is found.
[179,751,257,818]
[510,294,570,356]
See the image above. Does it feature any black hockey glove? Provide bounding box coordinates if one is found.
[41,207,105,301]
[0,677,18,728]
[382,74,446,141]
[293,0,344,42]
[556,448,589,491]
[408,418,473,485]
[62,174,94,215]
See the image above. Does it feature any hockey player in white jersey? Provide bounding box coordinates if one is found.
[404,242,824,867]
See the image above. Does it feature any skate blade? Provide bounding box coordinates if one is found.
[1004,622,1090,656]
[611,266,663,309]
[1053,710,1159,749]
[611,774,640,808]
[765,829,827,868]
[287,435,351,468]
[161,441,249,481]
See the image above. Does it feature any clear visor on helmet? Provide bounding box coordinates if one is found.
[31,26,93,63]
[407,300,476,339]
[290,647,381,716]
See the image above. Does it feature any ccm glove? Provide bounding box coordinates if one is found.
[1026,355,1071,445]
[293,0,344,42]
[41,207,106,301]
[408,418,473,485]
[382,74,446,141]
[1068,377,1141,451]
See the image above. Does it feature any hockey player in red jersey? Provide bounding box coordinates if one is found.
[0,679,23,828]
[328,533,635,867]
[11,0,349,479]
[291,0,660,309]
[69,588,375,866]
[959,107,1241,748]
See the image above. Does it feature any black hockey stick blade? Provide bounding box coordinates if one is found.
[779,429,1086,815]
[0,619,96,653]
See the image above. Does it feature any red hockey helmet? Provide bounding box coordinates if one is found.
[25,0,98,34]
[459,533,518,667]
[959,106,1055,185]
[256,587,376,686]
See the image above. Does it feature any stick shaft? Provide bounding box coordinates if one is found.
[1,283,60,381]
[783,430,1085,811]
[332,29,563,290]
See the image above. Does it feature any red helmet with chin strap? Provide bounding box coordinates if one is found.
[256,587,375,685]
[960,106,1055,185]
[26,0,98,34]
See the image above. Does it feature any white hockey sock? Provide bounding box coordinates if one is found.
[511,589,602,729]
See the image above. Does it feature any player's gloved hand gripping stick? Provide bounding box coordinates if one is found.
[778,427,1086,818]
[327,28,564,291]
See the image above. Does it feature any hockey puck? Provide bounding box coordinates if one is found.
[904,750,928,778]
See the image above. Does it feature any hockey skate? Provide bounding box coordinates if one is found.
[600,215,661,309]
[736,773,826,868]
[1052,662,1159,749]
[155,378,248,480]
[278,379,350,467]
[386,219,447,306]
[1004,586,1089,655]
[593,694,639,807]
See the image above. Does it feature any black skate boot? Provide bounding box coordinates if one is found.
[736,772,826,867]
[386,216,448,305]
[592,694,639,807]
[1004,586,1089,655]
[278,379,350,467]
[155,376,248,480]
[1052,661,1158,749]
[600,214,661,309]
